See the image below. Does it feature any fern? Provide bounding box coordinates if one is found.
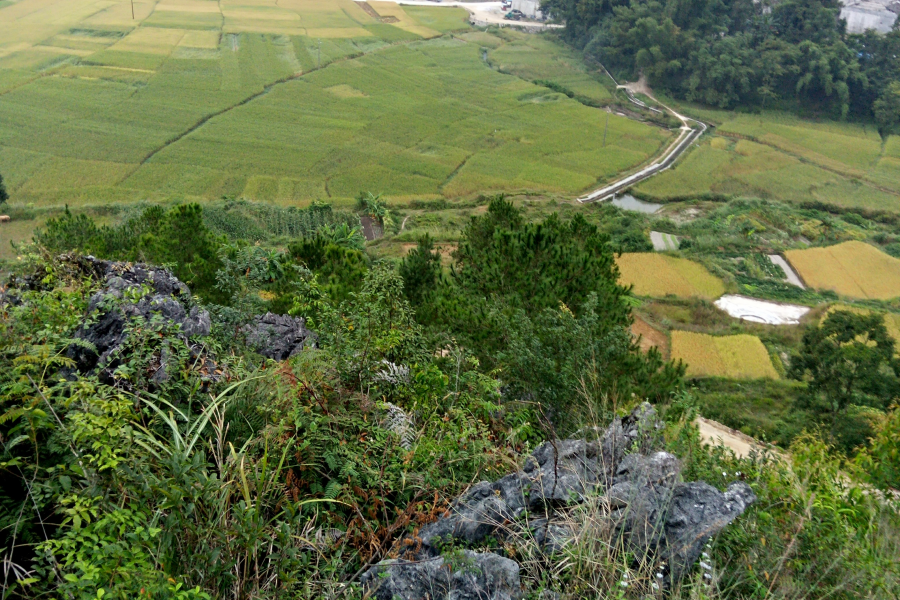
[380,402,416,450]
[323,480,342,500]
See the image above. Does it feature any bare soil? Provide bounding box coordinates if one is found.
[631,315,669,359]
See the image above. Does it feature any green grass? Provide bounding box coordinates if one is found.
[637,132,900,211]
[637,109,900,211]
[0,5,669,207]
[400,6,470,32]
[693,378,809,447]
[487,30,613,105]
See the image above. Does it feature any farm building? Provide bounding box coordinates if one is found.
[840,0,899,33]
[512,0,543,18]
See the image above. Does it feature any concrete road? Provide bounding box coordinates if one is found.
[371,0,562,29]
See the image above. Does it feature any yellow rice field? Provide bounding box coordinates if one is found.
[785,241,900,300]
[671,331,780,380]
[616,253,725,299]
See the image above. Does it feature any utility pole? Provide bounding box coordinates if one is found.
[131,0,135,19]
[602,108,610,147]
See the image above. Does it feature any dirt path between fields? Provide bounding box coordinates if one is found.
[695,416,772,459]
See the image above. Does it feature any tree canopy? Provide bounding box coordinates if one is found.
[544,0,900,122]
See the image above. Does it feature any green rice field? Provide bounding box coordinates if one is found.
[0,0,669,207]
[636,110,900,211]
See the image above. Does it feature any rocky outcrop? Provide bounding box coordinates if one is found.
[362,404,755,600]
[62,257,213,384]
[607,451,756,584]
[361,551,520,600]
[242,312,316,360]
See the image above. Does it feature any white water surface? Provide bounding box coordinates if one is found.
[714,295,810,325]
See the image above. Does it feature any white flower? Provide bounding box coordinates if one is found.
[656,572,664,580]
[700,561,712,571]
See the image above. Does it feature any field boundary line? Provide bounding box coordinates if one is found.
[716,131,900,198]
[438,153,473,192]
[126,35,435,178]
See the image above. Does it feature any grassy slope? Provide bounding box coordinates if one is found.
[636,107,900,212]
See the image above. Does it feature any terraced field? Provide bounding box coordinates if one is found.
[0,0,670,206]
[672,331,779,380]
[616,253,725,299]
[785,241,900,300]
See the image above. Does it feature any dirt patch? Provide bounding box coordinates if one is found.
[400,242,456,265]
[668,207,702,225]
[695,417,775,459]
[357,2,400,23]
[631,315,669,358]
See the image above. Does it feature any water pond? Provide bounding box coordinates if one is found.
[610,194,663,214]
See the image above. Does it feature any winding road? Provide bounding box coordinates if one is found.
[378,1,703,203]
[578,83,708,203]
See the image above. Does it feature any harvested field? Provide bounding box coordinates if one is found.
[617,253,725,299]
[671,331,779,380]
[784,241,900,300]
[631,315,669,358]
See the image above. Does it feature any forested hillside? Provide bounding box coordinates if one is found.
[543,0,900,129]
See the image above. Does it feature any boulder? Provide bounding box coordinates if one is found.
[363,404,755,598]
[65,257,212,384]
[607,451,755,583]
[242,312,316,360]
[416,403,663,554]
[361,550,520,600]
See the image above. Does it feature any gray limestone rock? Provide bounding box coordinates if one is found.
[242,312,316,360]
[65,257,213,384]
[368,404,756,596]
[416,404,664,555]
[361,550,520,600]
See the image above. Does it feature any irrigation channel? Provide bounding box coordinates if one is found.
[578,85,708,203]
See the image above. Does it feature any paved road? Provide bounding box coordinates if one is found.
[373,0,562,29]
[768,254,806,288]
[696,417,769,459]
[579,88,707,203]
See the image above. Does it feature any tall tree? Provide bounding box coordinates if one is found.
[874,81,900,137]
[791,310,900,433]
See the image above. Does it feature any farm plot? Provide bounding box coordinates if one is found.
[634,106,900,211]
[671,331,780,379]
[617,253,725,299]
[487,31,612,105]
[0,0,670,206]
[784,241,900,300]
[126,42,668,203]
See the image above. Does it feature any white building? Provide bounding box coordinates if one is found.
[512,0,543,19]
[840,0,899,33]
